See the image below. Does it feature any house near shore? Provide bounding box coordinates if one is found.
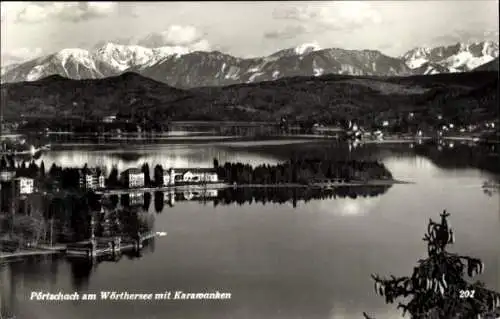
[14,176,34,195]
[121,168,145,188]
[79,168,105,190]
[163,168,219,185]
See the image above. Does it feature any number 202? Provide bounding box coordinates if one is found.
[459,290,475,298]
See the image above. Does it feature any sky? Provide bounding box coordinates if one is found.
[1,1,499,65]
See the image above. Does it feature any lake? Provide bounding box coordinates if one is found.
[1,139,499,319]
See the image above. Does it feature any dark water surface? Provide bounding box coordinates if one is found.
[1,139,499,319]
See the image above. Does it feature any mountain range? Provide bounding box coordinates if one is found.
[1,41,498,88]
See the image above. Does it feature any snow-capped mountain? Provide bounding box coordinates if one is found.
[402,41,499,74]
[2,48,118,82]
[0,42,412,87]
[93,43,191,71]
[130,47,411,88]
[1,40,498,88]
[1,43,195,83]
[271,43,323,58]
[94,43,160,71]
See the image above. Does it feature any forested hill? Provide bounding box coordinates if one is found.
[1,70,498,126]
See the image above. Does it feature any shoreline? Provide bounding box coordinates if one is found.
[356,136,499,145]
[34,136,499,149]
[0,249,62,260]
[2,180,407,260]
[234,179,410,188]
[0,179,406,260]
[95,179,410,195]
[0,236,161,261]
[362,137,431,144]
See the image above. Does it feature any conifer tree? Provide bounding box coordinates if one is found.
[364,211,500,319]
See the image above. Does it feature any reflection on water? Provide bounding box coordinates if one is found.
[35,144,281,173]
[30,140,500,180]
[150,186,390,213]
[1,140,499,319]
[1,186,391,245]
[0,192,157,243]
[412,141,500,175]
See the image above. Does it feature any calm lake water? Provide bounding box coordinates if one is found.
[1,139,499,319]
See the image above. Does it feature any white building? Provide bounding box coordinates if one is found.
[79,168,105,190]
[14,177,34,195]
[103,115,117,123]
[164,168,219,185]
[121,168,145,188]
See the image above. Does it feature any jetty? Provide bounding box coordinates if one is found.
[0,231,166,261]
[0,249,62,260]
[66,231,157,258]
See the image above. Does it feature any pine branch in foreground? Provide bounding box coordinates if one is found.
[364,210,500,319]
